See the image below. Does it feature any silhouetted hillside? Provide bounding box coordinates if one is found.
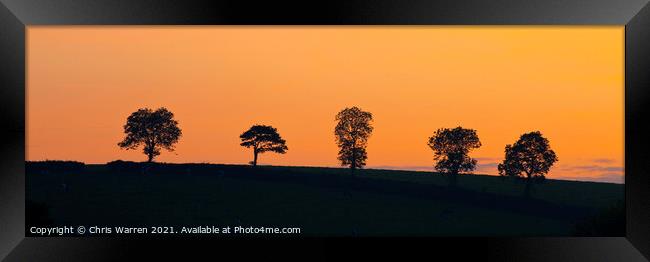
[26,161,624,237]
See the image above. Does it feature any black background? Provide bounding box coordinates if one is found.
[1,0,649,261]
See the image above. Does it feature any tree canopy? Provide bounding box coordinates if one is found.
[240,125,288,167]
[498,131,558,197]
[427,127,481,186]
[498,131,558,180]
[118,107,182,162]
[334,107,373,171]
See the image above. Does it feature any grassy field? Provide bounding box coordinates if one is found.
[26,161,624,237]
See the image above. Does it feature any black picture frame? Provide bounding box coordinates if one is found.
[1,0,649,260]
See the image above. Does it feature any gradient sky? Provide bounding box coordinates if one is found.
[27,26,624,183]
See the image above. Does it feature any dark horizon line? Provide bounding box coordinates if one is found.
[25,159,624,185]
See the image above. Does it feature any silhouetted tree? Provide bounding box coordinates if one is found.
[498,131,558,198]
[427,127,481,187]
[240,125,288,167]
[334,107,373,173]
[118,107,182,163]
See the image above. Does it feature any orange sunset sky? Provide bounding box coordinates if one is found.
[27,26,624,183]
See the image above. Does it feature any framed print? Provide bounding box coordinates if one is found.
[1,0,649,261]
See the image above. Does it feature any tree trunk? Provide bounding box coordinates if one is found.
[145,140,155,163]
[147,153,154,163]
[253,150,258,167]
